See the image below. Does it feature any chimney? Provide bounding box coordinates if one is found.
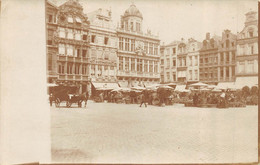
[206,33,210,40]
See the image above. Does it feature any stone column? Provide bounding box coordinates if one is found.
[217,67,220,81]
[123,57,125,71]
[135,58,137,72]
[129,58,131,71]
[229,66,232,81]
[244,60,248,74]
[95,65,98,77]
[123,38,125,50]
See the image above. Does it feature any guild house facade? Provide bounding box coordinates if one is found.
[235,11,258,88]
[117,4,160,88]
[46,0,90,93]
[87,8,119,91]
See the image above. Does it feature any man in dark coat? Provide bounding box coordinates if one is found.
[139,90,148,107]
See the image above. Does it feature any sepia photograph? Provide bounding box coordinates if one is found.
[0,0,258,164]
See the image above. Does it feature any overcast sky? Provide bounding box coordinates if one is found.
[53,0,257,44]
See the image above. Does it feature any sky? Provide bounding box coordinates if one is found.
[52,0,258,44]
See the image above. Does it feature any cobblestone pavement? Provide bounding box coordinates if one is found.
[51,101,258,164]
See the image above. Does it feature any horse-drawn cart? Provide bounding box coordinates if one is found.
[51,85,87,108]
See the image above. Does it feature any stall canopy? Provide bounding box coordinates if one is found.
[92,82,119,89]
[235,77,258,89]
[217,82,236,90]
[174,85,186,92]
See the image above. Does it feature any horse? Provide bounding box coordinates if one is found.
[78,92,89,107]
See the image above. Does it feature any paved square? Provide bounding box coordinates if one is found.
[51,101,257,164]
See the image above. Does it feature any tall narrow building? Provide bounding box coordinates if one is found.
[87,8,118,93]
[117,4,160,87]
[235,11,258,88]
[46,0,90,94]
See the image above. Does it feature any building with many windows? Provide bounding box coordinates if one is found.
[217,30,236,88]
[87,8,118,91]
[236,11,258,88]
[199,33,221,84]
[160,41,179,83]
[46,0,90,93]
[117,4,160,87]
[186,38,201,84]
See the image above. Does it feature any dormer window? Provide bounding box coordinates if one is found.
[68,16,73,23]
[75,17,82,23]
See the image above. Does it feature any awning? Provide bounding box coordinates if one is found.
[174,85,186,91]
[235,76,258,89]
[217,82,236,90]
[75,17,82,23]
[92,82,119,89]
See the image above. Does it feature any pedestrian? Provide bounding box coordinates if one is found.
[139,91,148,107]
[193,93,198,106]
[84,91,89,108]
[49,93,54,106]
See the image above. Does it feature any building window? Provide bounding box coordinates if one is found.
[194,56,198,66]
[154,61,158,73]
[149,60,153,73]
[149,43,153,55]
[75,17,82,23]
[119,57,123,71]
[104,37,109,45]
[125,57,129,71]
[249,31,253,38]
[248,60,254,73]
[82,50,87,58]
[48,15,53,23]
[67,63,73,74]
[67,28,73,39]
[75,30,81,40]
[58,63,65,74]
[167,58,170,67]
[189,57,192,66]
[173,59,176,67]
[119,37,123,50]
[144,42,148,54]
[98,65,102,76]
[75,64,80,74]
[59,27,65,38]
[83,34,87,41]
[251,45,254,55]
[131,58,135,71]
[226,67,229,77]
[161,59,164,65]
[67,45,73,56]
[136,22,141,32]
[172,48,176,54]
[194,70,198,80]
[125,38,129,51]
[144,60,148,72]
[189,70,192,80]
[232,52,235,61]
[226,54,229,62]
[130,22,134,31]
[137,59,142,72]
[47,40,52,45]
[154,45,158,55]
[131,39,135,52]
[82,64,87,75]
[166,72,170,81]
[183,58,186,66]
[58,44,65,55]
[226,40,230,48]
[104,52,109,60]
[91,65,95,76]
[75,48,80,57]
[68,16,73,23]
[91,35,96,43]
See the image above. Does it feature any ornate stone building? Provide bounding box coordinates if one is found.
[199,33,221,84]
[117,4,160,87]
[87,8,118,90]
[235,11,258,88]
[176,39,188,83]
[46,0,90,93]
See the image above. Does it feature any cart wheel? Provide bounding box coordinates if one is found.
[55,98,60,107]
[66,101,71,108]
